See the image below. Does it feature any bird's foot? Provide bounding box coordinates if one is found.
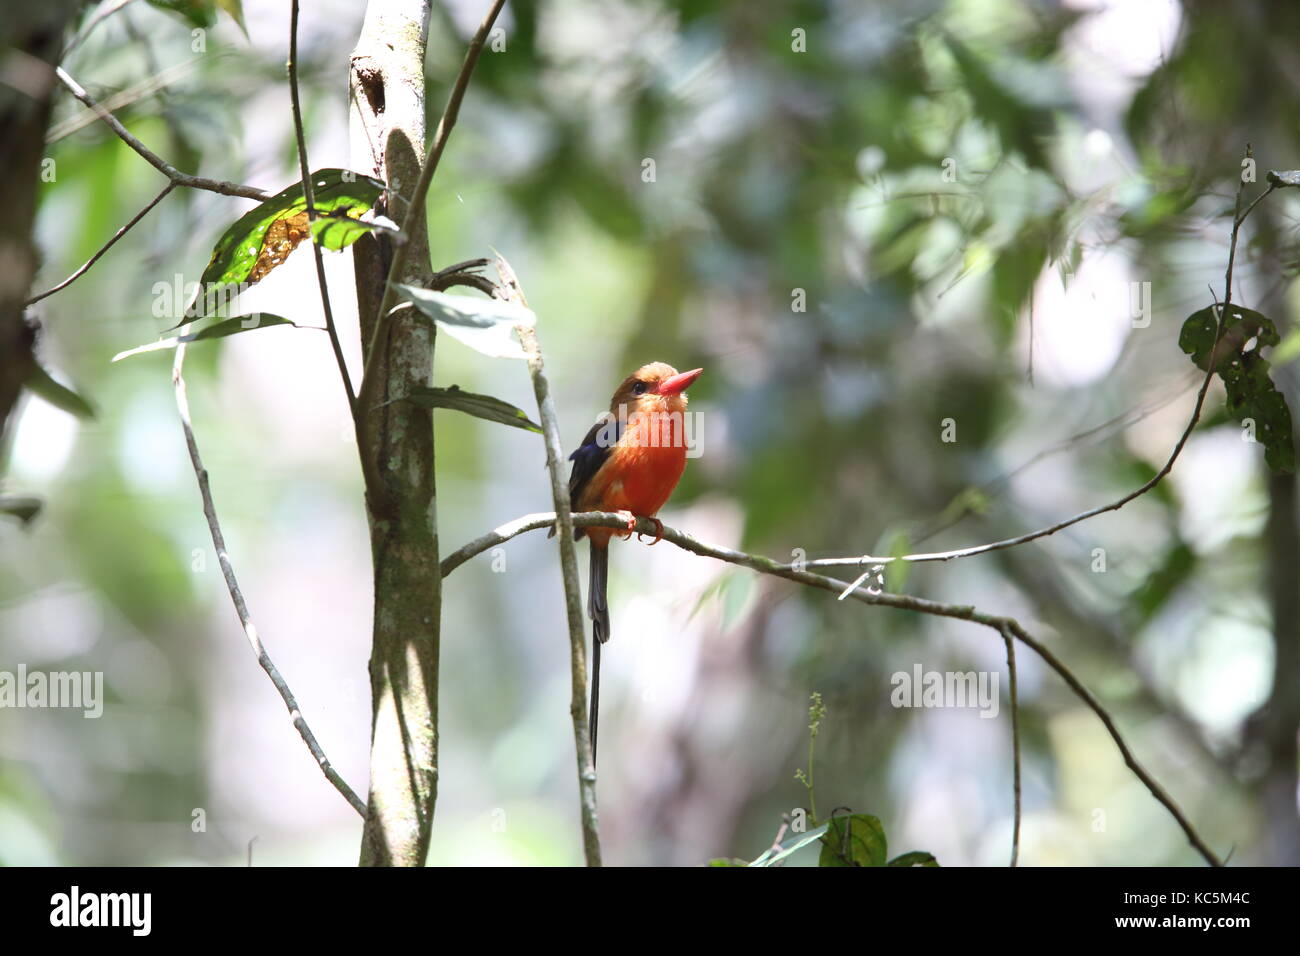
[614,510,638,540]
[637,517,665,546]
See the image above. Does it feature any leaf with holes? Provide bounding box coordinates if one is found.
[188,169,383,322]
[1179,304,1295,473]
[404,385,541,433]
[113,314,296,362]
[394,285,536,360]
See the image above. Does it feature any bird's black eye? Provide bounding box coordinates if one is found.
[631,381,649,396]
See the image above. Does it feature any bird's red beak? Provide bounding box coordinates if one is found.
[656,367,703,395]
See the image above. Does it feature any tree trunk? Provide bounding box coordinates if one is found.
[1244,214,1300,865]
[349,0,441,867]
[0,4,81,452]
[1257,470,1300,864]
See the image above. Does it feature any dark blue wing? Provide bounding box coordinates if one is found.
[567,413,621,539]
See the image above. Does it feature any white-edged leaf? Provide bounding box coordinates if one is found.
[747,823,829,867]
[113,314,296,362]
[393,284,535,360]
[405,385,541,433]
[26,364,95,418]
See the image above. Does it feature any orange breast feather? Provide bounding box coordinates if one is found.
[576,417,688,518]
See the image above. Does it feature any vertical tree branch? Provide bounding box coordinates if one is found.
[1,4,81,446]
[1000,625,1021,867]
[501,253,601,866]
[518,326,602,867]
[349,0,440,867]
[288,0,357,414]
[1244,200,1300,864]
[348,0,506,866]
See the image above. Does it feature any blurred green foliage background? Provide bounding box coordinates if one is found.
[3,0,1298,865]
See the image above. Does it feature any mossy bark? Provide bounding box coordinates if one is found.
[349,0,440,867]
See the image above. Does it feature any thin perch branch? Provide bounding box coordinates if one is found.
[55,66,268,201]
[824,162,1273,591]
[62,0,138,60]
[442,510,1224,867]
[172,337,366,818]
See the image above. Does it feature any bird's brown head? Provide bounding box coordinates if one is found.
[609,362,703,417]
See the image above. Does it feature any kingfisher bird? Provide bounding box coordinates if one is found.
[563,362,703,763]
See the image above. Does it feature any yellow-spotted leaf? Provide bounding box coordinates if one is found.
[192,169,383,321]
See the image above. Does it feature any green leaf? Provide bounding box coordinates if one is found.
[706,858,749,867]
[1132,542,1196,624]
[1118,183,1198,236]
[748,823,830,867]
[113,314,295,362]
[1274,327,1300,366]
[393,285,536,360]
[888,851,940,867]
[189,169,383,322]
[819,813,888,867]
[877,528,911,593]
[1179,304,1295,473]
[145,0,246,34]
[943,36,1059,170]
[404,385,541,433]
[1179,304,1276,371]
[25,364,95,419]
[146,0,217,29]
[0,495,42,525]
[215,0,248,37]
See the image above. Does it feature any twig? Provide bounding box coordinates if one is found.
[503,257,601,867]
[62,0,138,61]
[25,182,175,305]
[172,336,366,818]
[357,0,507,417]
[55,66,268,201]
[910,374,1198,547]
[47,57,200,143]
[1000,624,1021,867]
[441,510,1225,867]
[768,816,790,857]
[288,0,357,414]
[823,161,1275,592]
